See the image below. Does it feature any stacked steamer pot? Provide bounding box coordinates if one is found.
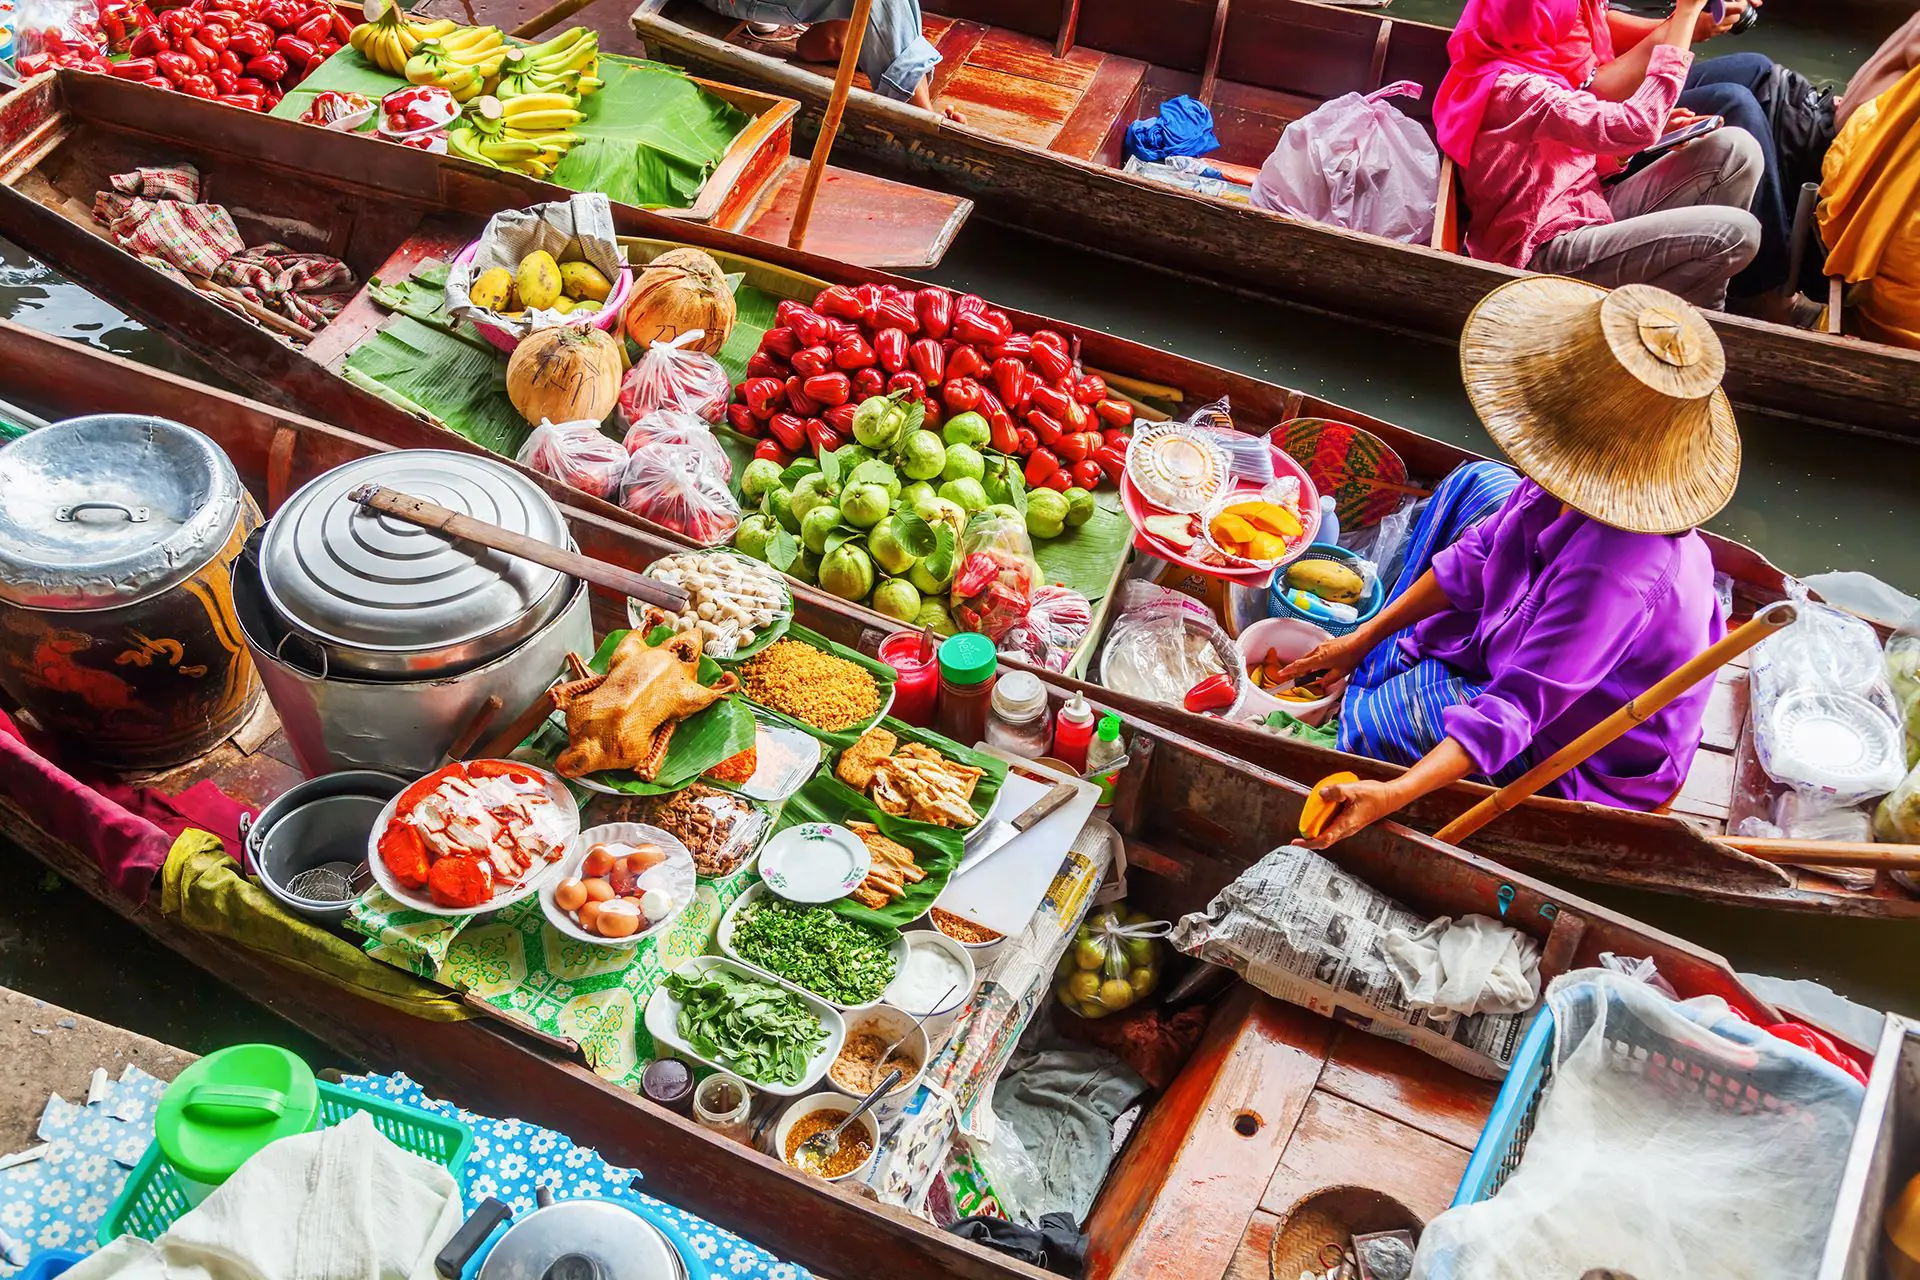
[234,449,591,777]
[0,416,261,768]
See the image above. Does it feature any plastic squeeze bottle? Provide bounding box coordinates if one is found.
[1316,495,1341,548]
[1052,692,1096,774]
[1085,713,1126,808]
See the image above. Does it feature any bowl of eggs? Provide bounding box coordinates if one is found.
[540,822,697,946]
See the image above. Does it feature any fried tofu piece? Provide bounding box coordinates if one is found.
[836,726,898,791]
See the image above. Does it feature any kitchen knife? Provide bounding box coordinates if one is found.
[953,781,1079,880]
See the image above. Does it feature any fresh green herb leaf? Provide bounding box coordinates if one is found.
[730,895,898,1005]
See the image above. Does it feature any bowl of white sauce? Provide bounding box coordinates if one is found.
[884,930,974,1020]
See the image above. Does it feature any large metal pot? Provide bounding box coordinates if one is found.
[237,450,592,777]
[0,415,261,768]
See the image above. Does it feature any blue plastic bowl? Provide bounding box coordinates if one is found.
[1267,544,1384,638]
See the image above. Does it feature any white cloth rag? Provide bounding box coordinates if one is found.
[1382,913,1541,1022]
[67,1111,463,1280]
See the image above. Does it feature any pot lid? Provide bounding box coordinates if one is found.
[479,1201,684,1280]
[260,451,568,656]
[0,415,244,609]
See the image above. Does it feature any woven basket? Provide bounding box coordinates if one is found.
[1267,1185,1422,1278]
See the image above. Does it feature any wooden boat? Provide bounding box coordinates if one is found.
[0,317,1838,1280]
[626,0,1920,439]
[2,66,1909,919]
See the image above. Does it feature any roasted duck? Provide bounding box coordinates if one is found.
[553,611,739,779]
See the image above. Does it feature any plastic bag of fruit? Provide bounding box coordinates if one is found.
[950,513,1043,641]
[997,585,1092,673]
[515,418,629,501]
[1054,902,1172,1020]
[620,439,741,547]
[13,0,108,72]
[620,407,732,481]
[618,331,731,426]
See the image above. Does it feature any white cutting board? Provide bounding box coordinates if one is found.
[933,755,1100,940]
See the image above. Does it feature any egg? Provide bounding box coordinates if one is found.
[583,877,615,902]
[596,898,643,938]
[627,844,666,874]
[582,844,618,877]
[554,878,588,911]
[576,899,604,932]
[639,888,674,921]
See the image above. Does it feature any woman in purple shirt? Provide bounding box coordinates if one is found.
[1277,274,1738,848]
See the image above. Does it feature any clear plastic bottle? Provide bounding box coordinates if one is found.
[1085,713,1126,807]
[985,670,1053,759]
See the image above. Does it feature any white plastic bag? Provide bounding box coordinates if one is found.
[617,331,731,426]
[619,408,732,481]
[1380,915,1540,1023]
[514,418,628,500]
[619,440,740,547]
[1251,82,1439,244]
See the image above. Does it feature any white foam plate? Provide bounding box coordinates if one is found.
[538,823,697,947]
[645,955,844,1097]
[716,882,906,1012]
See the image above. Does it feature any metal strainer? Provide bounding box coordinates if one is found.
[285,860,371,903]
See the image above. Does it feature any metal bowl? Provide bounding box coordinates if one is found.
[241,770,405,923]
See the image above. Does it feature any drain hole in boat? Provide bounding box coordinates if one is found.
[1232,1110,1262,1137]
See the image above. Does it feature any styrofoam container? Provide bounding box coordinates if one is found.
[716,881,907,1012]
[365,762,578,916]
[644,955,844,1097]
[884,930,975,1018]
[1237,616,1338,724]
[539,822,697,947]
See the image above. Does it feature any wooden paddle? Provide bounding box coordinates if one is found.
[347,483,690,613]
[1433,601,1799,845]
[788,0,873,252]
[1718,836,1920,870]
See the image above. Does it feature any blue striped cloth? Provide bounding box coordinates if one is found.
[1337,461,1532,783]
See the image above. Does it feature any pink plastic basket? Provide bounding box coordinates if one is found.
[451,239,634,353]
[1121,437,1321,588]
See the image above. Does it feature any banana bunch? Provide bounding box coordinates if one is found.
[348,8,455,77]
[517,25,603,95]
[448,93,586,180]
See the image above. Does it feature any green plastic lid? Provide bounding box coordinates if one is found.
[154,1044,319,1186]
[1096,713,1122,742]
[938,632,999,686]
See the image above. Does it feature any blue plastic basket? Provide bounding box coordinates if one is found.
[16,1250,84,1280]
[99,1080,472,1244]
[1267,543,1384,638]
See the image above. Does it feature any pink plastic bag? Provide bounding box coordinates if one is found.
[998,585,1093,672]
[618,330,732,426]
[950,514,1043,641]
[620,440,741,547]
[620,408,733,482]
[515,418,628,501]
[1250,82,1439,244]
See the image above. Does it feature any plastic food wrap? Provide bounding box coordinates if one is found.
[513,418,628,500]
[1098,581,1243,712]
[1053,902,1169,1019]
[1412,970,1864,1280]
[618,331,731,426]
[1748,587,1905,804]
[1875,762,1920,843]
[1886,611,1920,768]
[12,0,107,71]
[950,514,1043,641]
[619,408,732,480]
[996,586,1092,673]
[619,439,741,547]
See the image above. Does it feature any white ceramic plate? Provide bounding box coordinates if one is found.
[539,822,698,947]
[644,955,844,1097]
[715,882,907,1013]
[365,761,579,917]
[759,822,871,904]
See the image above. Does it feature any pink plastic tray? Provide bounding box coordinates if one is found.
[1120,436,1321,587]
[451,239,634,353]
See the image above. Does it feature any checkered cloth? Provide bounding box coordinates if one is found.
[92,164,354,331]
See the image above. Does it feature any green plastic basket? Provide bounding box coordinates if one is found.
[99,1081,472,1244]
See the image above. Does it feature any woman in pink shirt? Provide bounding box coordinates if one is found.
[1434,0,1763,307]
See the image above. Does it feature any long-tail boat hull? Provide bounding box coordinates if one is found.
[627,0,1920,439]
[0,318,1816,1280]
[0,69,1905,918]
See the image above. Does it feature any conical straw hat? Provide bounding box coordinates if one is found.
[1459,277,1740,535]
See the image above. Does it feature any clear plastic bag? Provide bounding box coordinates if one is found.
[1098,580,1242,710]
[1875,761,1920,843]
[1251,82,1439,244]
[996,585,1092,673]
[12,0,107,71]
[1886,608,1920,768]
[617,331,731,426]
[950,513,1043,641]
[1053,901,1170,1020]
[1412,970,1864,1280]
[513,418,628,501]
[619,408,732,481]
[1181,397,1274,487]
[619,439,741,547]
[1747,582,1905,804]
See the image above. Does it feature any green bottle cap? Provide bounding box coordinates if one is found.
[154,1044,319,1187]
[1096,713,1122,742]
[938,632,999,686]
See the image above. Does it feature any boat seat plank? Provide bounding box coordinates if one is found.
[1699,669,1747,755]
[1259,1091,1472,1228]
[936,62,1084,148]
[1316,1026,1499,1151]
[1049,49,1147,162]
[963,25,1102,92]
[734,158,970,269]
[1672,744,1736,823]
[307,217,465,369]
[1085,987,1331,1280]
[930,18,990,98]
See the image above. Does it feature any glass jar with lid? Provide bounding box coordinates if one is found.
[985,670,1052,759]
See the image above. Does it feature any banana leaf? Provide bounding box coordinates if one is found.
[341,313,530,456]
[521,627,754,796]
[729,623,897,749]
[273,52,748,212]
[820,717,1008,831]
[1033,489,1130,607]
[773,771,960,930]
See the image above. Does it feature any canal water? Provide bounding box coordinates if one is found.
[3,3,1918,1054]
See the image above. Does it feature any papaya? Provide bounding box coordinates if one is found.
[1298,771,1360,840]
[1285,557,1366,606]
[516,249,563,311]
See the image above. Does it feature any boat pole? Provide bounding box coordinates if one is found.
[788,0,872,252]
[1432,600,1798,846]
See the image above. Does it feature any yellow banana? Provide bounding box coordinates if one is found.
[534,39,596,74]
[414,18,456,37]
[373,27,409,75]
[501,92,579,117]
[498,109,585,131]
[512,132,581,148]
[478,136,543,160]
[446,127,499,169]
[348,21,371,52]
[520,25,590,60]
[438,25,503,53]
[573,74,604,95]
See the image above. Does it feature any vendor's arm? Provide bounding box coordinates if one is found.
[1605,0,1749,60]
[1297,739,1478,851]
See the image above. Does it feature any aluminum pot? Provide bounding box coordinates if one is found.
[257,450,573,681]
[234,531,591,777]
[0,415,261,768]
[239,770,404,924]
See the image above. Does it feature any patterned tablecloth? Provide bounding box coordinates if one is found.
[0,1067,806,1280]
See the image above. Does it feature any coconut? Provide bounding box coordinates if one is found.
[624,247,735,355]
[506,327,623,426]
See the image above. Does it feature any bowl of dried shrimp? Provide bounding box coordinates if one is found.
[367,759,579,916]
